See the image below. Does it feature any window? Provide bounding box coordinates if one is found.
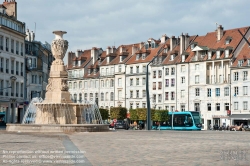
[195,75,199,84]
[165,92,169,100]
[171,67,175,75]
[181,105,185,111]
[243,71,248,80]
[118,65,122,72]
[142,54,146,60]
[6,37,9,51]
[143,66,146,72]
[215,88,220,97]
[165,79,169,87]
[136,103,139,108]
[69,82,72,89]
[130,67,133,74]
[171,92,175,100]
[118,78,122,87]
[130,79,133,86]
[195,88,200,96]
[225,103,229,111]
[31,75,37,84]
[234,72,238,81]
[16,61,19,75]
[142,78,146,85]
[136,78,139,85]
[136,90,139,98]
[225,50,229,58]
[195,64,199,70]
[118,90,122,100]
[110,79,114,87]
[142,90,146,98]
[73,82,77,89]
[6,59,9,73]
[0,36,3,50]
[79,81,82,89]
[11,39,14,53]
[101,93,104,101]
[181,65,185,72]
[208,52,212,59]
[171,79,175,87]
[136,66,139,73]
[153,71,156,78]
[224,87,229,96]
[181,90,185,98]
[153,82,156,90]
[207,88,211,97]
[136,54,139,60]
[207,103,211,111]
[165,68,169,75]
[142,103,146,108]
[158,82,162,90]
[130,91,133,98]
[16,41,19,55]
[130,103,133,109]
[181,77,185,84]
[158,70,162,78]
[234,102,238,110]
[158,94,162,102]
[234,87,238,96]
[243,86,248,95]
[243,101,248,110]
[110,92,114,101]
[238,60,243,66]
[216,50,220,59]
[216,103,220,111]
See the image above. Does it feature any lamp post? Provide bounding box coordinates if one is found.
[146,47,164,130]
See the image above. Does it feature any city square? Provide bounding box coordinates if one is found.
[0,129,249,166]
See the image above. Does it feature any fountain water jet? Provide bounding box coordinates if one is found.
[7,31,109,132]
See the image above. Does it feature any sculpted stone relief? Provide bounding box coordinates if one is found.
[46,78,68,92]
[51,39,68,60]
[61,79,69,91]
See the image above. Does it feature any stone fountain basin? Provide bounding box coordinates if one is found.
[6,124,109,132]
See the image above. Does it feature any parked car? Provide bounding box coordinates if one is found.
[115,120,129,130]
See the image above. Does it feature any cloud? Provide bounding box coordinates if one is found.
[16,0,250,63]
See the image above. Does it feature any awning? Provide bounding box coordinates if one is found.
[229,114,250,120]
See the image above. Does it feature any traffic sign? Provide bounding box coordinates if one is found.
[113,119,117,123]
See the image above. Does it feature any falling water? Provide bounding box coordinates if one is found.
[22,97,103,124]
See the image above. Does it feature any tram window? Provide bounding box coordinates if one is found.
[173,115,186,127]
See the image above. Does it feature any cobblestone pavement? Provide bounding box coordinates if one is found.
[0,130,250,166]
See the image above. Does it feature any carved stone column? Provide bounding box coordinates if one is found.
[43,31,72,103]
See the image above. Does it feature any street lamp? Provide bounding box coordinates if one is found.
[146,46,164,130]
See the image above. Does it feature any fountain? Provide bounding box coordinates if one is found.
[6,31,109,132]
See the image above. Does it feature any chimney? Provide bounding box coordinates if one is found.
[140,42,144,49]
[184,33,190,50]
[25,29,30,41]
[111,46,116,53]
[180,33,185,55]
[161,34,167,44]
[68,52,76,67]
[91,47,98,65]
[217,25,224,41]
[132,44,137,55]
[3,0,17,19]
[30,31,35,42]
[170,36,176,51]
[106,46,110,55]
[76,49,81,57]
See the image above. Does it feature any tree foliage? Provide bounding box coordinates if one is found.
[137,108,147,120]
[154,110,169,122]
[129,109,138,121]
[110,107,127,120]
[99,108,109,120]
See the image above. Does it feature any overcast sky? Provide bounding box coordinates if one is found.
[17,0,250,63]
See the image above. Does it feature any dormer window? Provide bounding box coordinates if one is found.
[151,42,155,48]
[145,43,149,49]
[164,48,168,53]
[191,44,196,49]
[238,60,243,67]
[94,69,96,75]
[181,55,185,62]
[88,69,91,75]
[208,51,212,59]
[248,59,250,66]
[216,50,221,59]
[78,60,81,66]
[136,54,140,60]
[225,37,232,45]
[170,54,175,61]
[120,56,122,62]
[142,53,146,60]
[225,50,229,58]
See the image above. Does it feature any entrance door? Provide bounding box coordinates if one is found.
[207,120,211,130]
[194,103,200,112]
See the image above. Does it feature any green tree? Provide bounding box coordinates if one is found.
[99,108,109,120]
[110,107,127,120]
[154,110,169,122]
[137,108,147,120]
[129,109,138,121]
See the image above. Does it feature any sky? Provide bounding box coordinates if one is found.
[17,0,250,63]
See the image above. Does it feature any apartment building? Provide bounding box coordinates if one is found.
[66,25,250,129]
[0,0,26,123]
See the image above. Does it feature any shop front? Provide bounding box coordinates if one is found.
[212,115,230,127]
[229,114,250,126]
